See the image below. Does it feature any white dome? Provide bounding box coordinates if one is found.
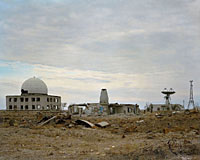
[21,77,48,95]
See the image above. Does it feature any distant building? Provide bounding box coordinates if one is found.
[68,88,140,115]
[6,77,61,111]
[146,103,184,112]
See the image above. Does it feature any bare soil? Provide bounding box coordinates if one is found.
[0,111,199,160]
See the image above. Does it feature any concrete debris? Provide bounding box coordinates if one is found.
[136,120,144,124]
[38,116,57,126]
[95,121,109,128]
[75,119,95,128]
[155,113,164,118]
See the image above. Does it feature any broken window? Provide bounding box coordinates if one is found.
[14,105,17,110]
[25,98,29,102]
[36,97,40,102]
[32,98,35,102]
[9,105,12,110]
[32,105,35,110]
[21,105,23,110]
[9,98,12,102]
[25,105,28,110]
[14,98,17,102]
[37,105,41,110]
[20,97,24,102]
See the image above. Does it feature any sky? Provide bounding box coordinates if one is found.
[0,0,200,109]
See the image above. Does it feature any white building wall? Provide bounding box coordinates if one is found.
[6,95,61,111]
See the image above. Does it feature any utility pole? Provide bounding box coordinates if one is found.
[187,80,195,109]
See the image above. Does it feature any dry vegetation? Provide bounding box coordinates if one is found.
[0,110,199,160]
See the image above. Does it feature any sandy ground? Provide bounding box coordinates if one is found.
[0,111,199,160]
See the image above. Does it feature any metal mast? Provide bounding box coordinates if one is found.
[187,80,195,109]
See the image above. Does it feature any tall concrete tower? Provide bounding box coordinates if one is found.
[100,89,109,105]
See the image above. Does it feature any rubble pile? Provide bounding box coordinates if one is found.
[0,110,199,160]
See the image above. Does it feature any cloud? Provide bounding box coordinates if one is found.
[0,0,200,108]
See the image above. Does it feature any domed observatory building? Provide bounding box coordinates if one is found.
[6,77,61,111]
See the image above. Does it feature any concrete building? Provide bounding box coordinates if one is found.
[6,77,61,111]
[68,88,140,115]
[109,103,140,115]
[146,103,184,112]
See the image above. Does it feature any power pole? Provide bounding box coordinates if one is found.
[187,80,195,109]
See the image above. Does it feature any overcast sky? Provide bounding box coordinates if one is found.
[0,0,200,109]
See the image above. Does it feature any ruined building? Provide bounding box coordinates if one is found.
[68,89,140,115]
[6,77,61,110]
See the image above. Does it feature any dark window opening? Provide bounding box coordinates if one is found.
[36,97,40,102]
[32,98,35,102]
[25,105,28,110]
[21,105,23,110]
[14,98,17,102]
[21,89,28,94]
[25,98,29,102]
[50,98,52,102]
[9,105,12,110]
[9,98,12,102]
[32,105,35,110]
[20,98,24,102]
[157,108,160,111]
[47,98,49,102]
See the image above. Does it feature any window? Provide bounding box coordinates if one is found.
[36,97,40,102]
[20,98,24,102]
[37,105,41,110]
[21,105,23,110]
[9,105,12,110]
[25,98,29,102]
[9,98,12,102]
[56,105,58,110]
[14,98,17,102]
[128,108,132,113]
[14,105,17,110]
[47,98,49,102]
[25,105,28,110]
[55,98,58,103]
[47,105,49,110]
[32,98,35,102]
[32,105,35,110]
[50,98,52,102]
[157,108,160,111]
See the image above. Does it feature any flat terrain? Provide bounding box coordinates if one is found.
[0,110,199,160]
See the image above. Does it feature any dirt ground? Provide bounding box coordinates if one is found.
[0,110,199,160]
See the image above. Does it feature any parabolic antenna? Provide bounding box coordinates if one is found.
[161,88,175,106]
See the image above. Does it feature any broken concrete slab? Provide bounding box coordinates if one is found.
[38,116,57,126]
[95,121,109,128]
[75,119,95,128]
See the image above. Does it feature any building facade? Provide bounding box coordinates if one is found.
[6,77,61,111]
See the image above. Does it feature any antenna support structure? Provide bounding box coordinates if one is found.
[187,80,195,109]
